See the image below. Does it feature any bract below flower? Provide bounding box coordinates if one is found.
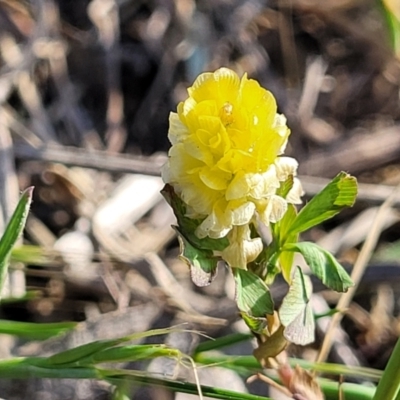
[163,68,302,267]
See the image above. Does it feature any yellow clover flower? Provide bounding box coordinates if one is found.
[163,68,303,268]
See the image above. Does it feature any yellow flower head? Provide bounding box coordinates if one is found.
[163,68,302,267]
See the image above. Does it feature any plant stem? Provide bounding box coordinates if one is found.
[373,336,400,400]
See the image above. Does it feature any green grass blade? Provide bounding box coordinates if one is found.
[291,358,381,382]
[47,326,192,365]
[0,357,100,379]
[0,320,77,340]
[78,344,181,365]
[373,336,400,400]
[47,339,125,365]
[104,371,271,400]
[0,356,270,399]
[321,379,375,400]
[0,187,33,298]
[195,354,261,376]
[195,353,382,381]
[194,333,253,354]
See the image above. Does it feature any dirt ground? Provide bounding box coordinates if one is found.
[0,0,400,399]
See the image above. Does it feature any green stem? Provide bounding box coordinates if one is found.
[195,353,377,399]
[264,251,281,285]
[322,379,375,400]
[195,354,381,381]
[373,336,400,400]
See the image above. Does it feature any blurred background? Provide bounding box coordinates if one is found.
[0,0,400,399]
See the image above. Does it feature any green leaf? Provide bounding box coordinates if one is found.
[233,268,274,319]
[161,185,228,252]
[287,172,357,235]
[283,242,354,292]
[279,267,315,345]
[162,185,228,287]
[239,312,267,334]
[274,204,298,282]
[276,204,298,242]
[0,187,33,298]
[0,320,77,340]
[175,227,218,287]
[279,250,295,283]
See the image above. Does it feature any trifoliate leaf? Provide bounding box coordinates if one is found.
[287,172,357,235]
[283,242,354,292]
[162,185,227,287]
[175,227,218,287]
[279,267,315,346]
[233,268,274,318]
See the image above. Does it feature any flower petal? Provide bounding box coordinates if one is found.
[221,225,263,268]
[256,195,287,225]
[229,201,256,225]
[196,209,230,239]
[189,68,240,106]
[163,67,297,242]
[268,195,288,223]
[226,171,250,200]
[184,135,213,164]
[275,157,299,181]
[252,167,280,198]
[274,114,290,153]
[199,166,231,190]
[168,112,188,145]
